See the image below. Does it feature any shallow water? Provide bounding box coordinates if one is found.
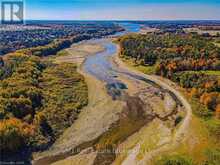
[83,23,141,83]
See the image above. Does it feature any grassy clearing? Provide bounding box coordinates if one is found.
[180,70,220,77]
[201,70,220,76]
[155,154,195,165]
[120,57,156,75]
[189,98,213,119]
[56,50,69,56]
[95,117,146,150]
[214,42,220,48]
[154,93,220,165]
[152,114,220,165]
[189,96,220,142]
[167,90,220,163]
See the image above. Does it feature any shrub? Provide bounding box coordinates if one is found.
[4,96,33,118]
[200,93,220,111]
[205,119,220,138]
[203,148,220,165]
[156,155,195,165]
[190,98,213,119]
[215,104,220,119]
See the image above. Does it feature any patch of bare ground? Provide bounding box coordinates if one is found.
[111,73,185,165]
[52,148,97,165]
[138,27,160,34]
[54,41,105,66]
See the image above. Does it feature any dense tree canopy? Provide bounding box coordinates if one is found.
[119,33,220,117]
[0,53,88,152]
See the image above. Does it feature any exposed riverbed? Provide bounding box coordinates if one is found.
[32,23,191,165]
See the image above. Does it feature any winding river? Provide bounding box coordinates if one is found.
[83,23,141,84]
[82,22,192,165]
[82,23,181,103]
[33,23,192,165]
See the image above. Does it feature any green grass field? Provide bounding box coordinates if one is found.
[120,57,156,75]
[181,70,220,77]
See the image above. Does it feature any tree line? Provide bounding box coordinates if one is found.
[119,33,220,119]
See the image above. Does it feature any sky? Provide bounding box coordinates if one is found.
[2,0,220,20]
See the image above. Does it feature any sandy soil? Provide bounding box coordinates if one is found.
[52,148,97,165]
[138,27,160,34]
[33,42,125,165]
[54,42,105,66]
[33,39,192,165]
[113,47,192,165]
[114,118,172,165]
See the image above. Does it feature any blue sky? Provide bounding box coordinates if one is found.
[13,0,220,20]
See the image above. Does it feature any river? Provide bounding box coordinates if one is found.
[33,22,192,165]
[83,23,141,84]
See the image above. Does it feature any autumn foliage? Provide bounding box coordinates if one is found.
[119,33,220,118]
[0,53,88,153]
[0,118,34,152]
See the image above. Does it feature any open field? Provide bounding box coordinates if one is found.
[139,26,160,34]
[119,57,156,75]
[184,27,220,36]
[180,70,220,77]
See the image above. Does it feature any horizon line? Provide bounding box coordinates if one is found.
[23,19,220,22]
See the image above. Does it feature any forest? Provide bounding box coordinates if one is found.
[0,52,88,158]
[0,22,124,161]
[118,33,220,164]
[119,33,220,127]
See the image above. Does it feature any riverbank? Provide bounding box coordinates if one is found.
[109,44,193,164]
[35,34,197,164]
[114,43,220,164]
[33,34,187,165]
[32,41,125,165]
[0,45,89,164]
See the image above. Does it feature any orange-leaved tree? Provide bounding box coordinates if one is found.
[0,118,35,152]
